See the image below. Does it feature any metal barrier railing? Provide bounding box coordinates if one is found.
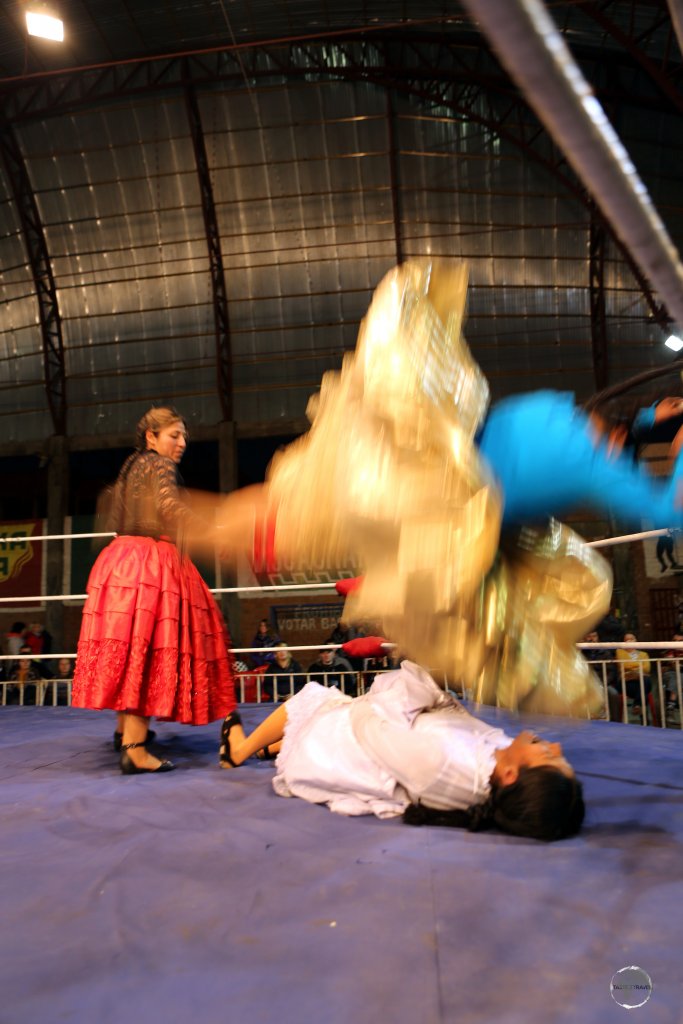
[3,659,682,727]
[583,656,682,728]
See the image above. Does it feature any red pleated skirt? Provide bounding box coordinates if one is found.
[72,536,236,724]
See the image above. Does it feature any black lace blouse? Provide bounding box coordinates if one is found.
[107,450,200,541]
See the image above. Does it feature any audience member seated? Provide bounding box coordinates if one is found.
[307,648,356,694]
[8,644,43,704]
[250,618,282,667]
[661,633,683,711]
[616,632,657,724]
[581,629,620,722]
[44,656,73,706]
[263,643,306,701]
[596,606,625,644]
[326,621,366,671]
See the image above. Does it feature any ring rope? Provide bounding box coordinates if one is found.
[0,642,394,661]
[0,526,674,605]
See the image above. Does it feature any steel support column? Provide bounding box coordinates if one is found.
[184,76,233,421]
[0,115,66,434]
[589,204,608,390]
[386,90,403,266]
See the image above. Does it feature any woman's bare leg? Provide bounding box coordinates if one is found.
[221,704,288,767]
[121,713,163,770]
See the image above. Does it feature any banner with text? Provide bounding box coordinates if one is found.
[273,603,345,637]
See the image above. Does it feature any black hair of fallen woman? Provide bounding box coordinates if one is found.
[403,765,585,842]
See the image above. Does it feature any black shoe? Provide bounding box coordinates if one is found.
[219,711,243,767]
[120,741,175,774]
[256,745,277,761]
[113,728,156,752]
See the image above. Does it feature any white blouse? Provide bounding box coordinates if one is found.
[273,661,512,818]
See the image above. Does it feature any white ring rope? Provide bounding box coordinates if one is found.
[0,642,394,661]
[0,526,673,605]
[4,641,682,663]
[588,529,671,548]
[0,582,340,604]
[5,528,669,546]
[2,529,681,664]
[6,638,683,663]
[0,533,116,543]
[1,526,672,553]
[578,641,683,650]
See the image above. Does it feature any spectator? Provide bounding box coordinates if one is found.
[8,644,43,704]
[327,619,348,645]
[263,643,306,701]
[616,633,655,722]
[326,621,366,671]
[307,648,356,694]
[581,630,620,722]
[23,621,53,677]
[596,607,625,645]
[53,657,73,678]
[44,656,74,706]
[656,531,680,573]
[250,618,281,666]
[4,621,26,677]
[661,634,683,710]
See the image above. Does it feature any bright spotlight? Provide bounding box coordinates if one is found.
[26,5,64,42]
[665,335,683,353]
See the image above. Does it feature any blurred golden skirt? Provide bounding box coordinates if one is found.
[267,260,611,717]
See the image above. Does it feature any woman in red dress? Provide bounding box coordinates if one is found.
[72,406,236,774]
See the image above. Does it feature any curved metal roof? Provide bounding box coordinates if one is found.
[0,2,681,446]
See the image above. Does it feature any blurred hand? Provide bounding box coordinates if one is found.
[655,397,683,423]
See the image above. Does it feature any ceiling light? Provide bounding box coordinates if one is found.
[26,5,64,42]
[665,335,683,352]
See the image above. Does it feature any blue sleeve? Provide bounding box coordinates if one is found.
[632,404,657,441]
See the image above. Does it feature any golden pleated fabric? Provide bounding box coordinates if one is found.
[267,260,611,716]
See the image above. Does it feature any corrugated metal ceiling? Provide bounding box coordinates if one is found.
[0,2,681,445]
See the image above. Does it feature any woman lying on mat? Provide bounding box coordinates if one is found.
[219,658,584,842]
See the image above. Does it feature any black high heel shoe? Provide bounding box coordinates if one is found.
[256,745,277,761]
[120,741,175,775]
[219,711,243,767]
[113,729,156,752]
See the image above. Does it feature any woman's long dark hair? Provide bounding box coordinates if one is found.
[403,766,585,841]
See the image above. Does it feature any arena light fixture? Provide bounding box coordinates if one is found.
[665,334,683,352]
[25,3,64,41]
